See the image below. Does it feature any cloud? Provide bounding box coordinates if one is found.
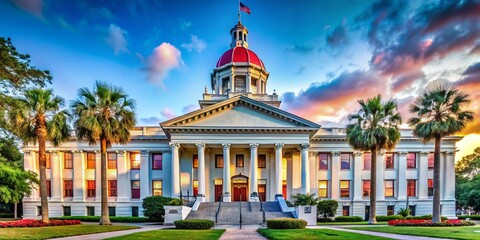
[326,19,349,48]
[285,44,315,54]
[182,104,199,113]
[105,24,129,54]
[295,67,306,75]
[180,20,192,30]
[391,71,425,92]
[142,42,183,85]
[9,0,43,18]
[90,7,115,20]
[160,108,177,119]
[138,116,162,126]
[181,35,206,53]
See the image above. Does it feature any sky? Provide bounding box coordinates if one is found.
[1,0,479,160]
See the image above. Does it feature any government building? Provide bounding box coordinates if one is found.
[23,20,459,220]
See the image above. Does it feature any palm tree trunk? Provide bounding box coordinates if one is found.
[37,115,49,223]
[14,203,17,219]
[432,136,442,223]
[99,137,111,225]
[369,146,377,224]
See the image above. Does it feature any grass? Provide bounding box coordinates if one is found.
[107,229,226,240]
[348,226,480,240]
[0,224,138,239]
[257,229,392,240]
[317,221,388,225]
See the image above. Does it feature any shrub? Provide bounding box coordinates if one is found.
[51,216,151,222]
[291,193,319,206]
[317,200,338,221]
[0,213,14,218]
[174,219,214,229]
[376,215,404,221]
[167,199,183,206]
[458,215,480,220]
[0,219,81,228]
[142,196,175,222]
[397,208,410,218]
[267,218,307,229]
[404,215,448,221]
[388,219,475,226]
[334,216,363,222]
[317,218,334,222]
[285,200,294,207]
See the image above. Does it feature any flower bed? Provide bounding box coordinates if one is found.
[388,219,475,227]
[0,219,81,228]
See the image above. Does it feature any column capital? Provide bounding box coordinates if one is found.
[377,149,386,156]
[398,151,408,156]
[250,143,259,148]
[73,150,83,154]
[274,143,284,150]
[140,150,149,156]
[331,151,340,156]
[24,150,32,155]
[117,150,126,156]
[354,151,363,157]
[169,143,181,149]
[222,143,231,149]
[299,143,309,150]
[52,150,60,156]
[196,143,206,150]
[445,151,455,156]
[420,152,429,156]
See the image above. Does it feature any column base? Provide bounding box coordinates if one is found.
[223,196,231,202]
[197,196,206,202]
[249,197,259,202]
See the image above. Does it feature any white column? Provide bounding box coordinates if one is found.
[140,150,150,199]
[223,143,231,202]
[397,152,407,200]
[300,143,310,194]
[275,143,284,196]
[117,151,129,201]
[170,143,181,198]
[331,151,340,200]
[196,143,206,202]
[353,152,363,200]
[418,152,428,199]
[444,152,455,200]
[23,151,36,201]
[250,143,259,201]
[73,151,85,202]
[95,151,101,201]
[246,73,251,93]
[376,151,385,200]
[50,151,62,201]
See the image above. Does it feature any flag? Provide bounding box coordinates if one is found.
[240,2,251,14]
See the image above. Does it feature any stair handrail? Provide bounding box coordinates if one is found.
[239,194,243,229]
[215,195,223,225]
[259,194,266,223]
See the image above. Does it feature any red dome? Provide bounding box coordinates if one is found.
[216,47,266,69]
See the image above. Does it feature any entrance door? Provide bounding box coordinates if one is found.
[214,184,223,202]
[282,180,287,199]
[258,184,266,201]
[233,186,247,201]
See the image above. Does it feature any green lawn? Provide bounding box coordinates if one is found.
[257,229,392,240]
[317,221,388,225]
[0,224,138,239]
[107,229,226,240]
[348,226,480,240]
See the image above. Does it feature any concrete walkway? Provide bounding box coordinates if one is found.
[308,226,451,240]
[217,225,267,240]
[55,223,170,240]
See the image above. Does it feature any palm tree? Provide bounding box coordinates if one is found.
[408,85,473,223]
[8,88,70,223]
[71,81,136,225]
[346,95,401,224]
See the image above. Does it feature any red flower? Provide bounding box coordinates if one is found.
[0,219,81,228]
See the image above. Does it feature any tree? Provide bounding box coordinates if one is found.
[142,196,175,222]
[71,81,136,225]
[291,193,319,206]
[408,85,474,223]
[346,95,401,224]
[456,147,480,179]
[8,88,70,223]
[317,200,338,221]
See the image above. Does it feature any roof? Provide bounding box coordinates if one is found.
[216,46,266,69]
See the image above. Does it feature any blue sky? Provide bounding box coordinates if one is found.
[1,0,480,158]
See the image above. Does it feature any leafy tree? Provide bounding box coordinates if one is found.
[317,200,338,221]
[71,81,136,225]
[8,88,70,223]
[456,147,480,179]
[409,85,474,223]
[142,196,174,222]
[346,95,401,224]
[291,193,319,206]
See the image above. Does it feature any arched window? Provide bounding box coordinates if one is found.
[244,33,247,42]
[239,31,243,40]
[234,75,246,92]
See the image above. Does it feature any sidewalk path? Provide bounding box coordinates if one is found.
[308,226,452,240]
[55,223,170,240]
[217,225,267,240]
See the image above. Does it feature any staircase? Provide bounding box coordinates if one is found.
[186,201,294,225]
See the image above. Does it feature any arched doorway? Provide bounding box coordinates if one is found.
[231,174,248,202]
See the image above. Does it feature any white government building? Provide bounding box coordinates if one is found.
[23,21,459,219]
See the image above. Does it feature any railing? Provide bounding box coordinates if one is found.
[180,190,197,207]
[259,195,266,224]
[239,194,243,229]
[215,195,223,225]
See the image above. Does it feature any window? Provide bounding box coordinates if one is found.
[87,152,96,169]
[87,206,95,216]
[258,154,266,168]
[428,153,434,169]
[340,180,350,198]
[234,76,246,92]
[251,78,258,93]
[46,180,51,197]
[131,206,139,217]
[222,78,229,94]
[215,155,224,168]
[318,153,329,170]
[363,153,371,170]
[409,205,416,216]
[428,179,434,196]
[152,180,162,196]
[64,180,73,197]
[407,180,416,197]
[342,206,350,216]
[193,154,198,168]
[363,180,371,197]
[87,180,96,197]
[108,180,117,197]
[64,152,73,169]
[385,153,394,169]
[152,153,162,170]
[385,180,395,197]
[46,153,51,169]
[340,153,351,169]
[131,180,140,199]
[108,153,117,169]
[109,207,116,217]
[318,180,328,198]
[236,154,244,167]
[193,180,198,196]
[407,153,416,168]
[63,206,71,216]
[37,206,42,216]
[387,206,395,216]
[130,153,140,170]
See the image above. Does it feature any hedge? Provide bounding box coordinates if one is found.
[0,219,81,228]
[51,216,151,222]
[174,219,214,230]
[457,215,480,220]
[405,215,448,221]
[375,215,404,221]
[0,213,14,218]
[267,218,307,229]
[334,216,363,222]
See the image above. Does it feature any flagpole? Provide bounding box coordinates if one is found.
[238,0,241,23]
